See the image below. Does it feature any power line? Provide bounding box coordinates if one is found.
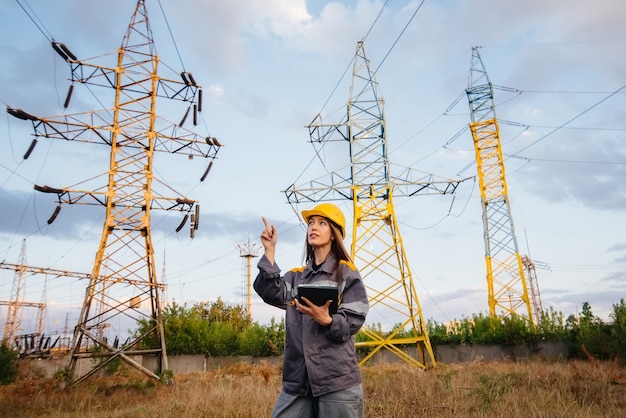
[513,85,626,156]
[14,0,52,42]
[317,0,427,115]
[157,0,186,72]
[510,156,626,166]
[481,37,626,49]
[361,0,391,42]
[372,0,426,77]
[316,1,391,115]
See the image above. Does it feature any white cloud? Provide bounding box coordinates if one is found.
[1,0,625,334]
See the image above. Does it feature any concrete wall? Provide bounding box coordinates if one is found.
[23,342,569,378]
[434,341,568,364]
[357,341,568,366]
[23,355,147,379]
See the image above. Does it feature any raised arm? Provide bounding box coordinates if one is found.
[260,216,277,265]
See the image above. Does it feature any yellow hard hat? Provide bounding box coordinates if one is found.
[301,203,346,238]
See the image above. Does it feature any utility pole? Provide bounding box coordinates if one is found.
[6,0,222,384]
[237,238,259,318]
[284,41,467,368]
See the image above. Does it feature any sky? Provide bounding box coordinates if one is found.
[0,0,625,339]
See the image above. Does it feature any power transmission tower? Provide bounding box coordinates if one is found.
[6,0,222,384]
[522,255,543,324]
[1,240,46,350]
[2,239,28,344]
[237,238,259,318]
[1,258,145,356]
[284,41,466,368]
[465,46,533,324]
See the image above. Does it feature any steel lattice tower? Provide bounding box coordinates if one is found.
[7,0,222,383]
[2,240,29,343]
[522,255,543,324]
[465,47,533,323]
[284,41,465,368]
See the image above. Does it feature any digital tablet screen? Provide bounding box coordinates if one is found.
[296,284,339,314]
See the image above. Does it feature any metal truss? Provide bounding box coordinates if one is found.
[285,41,467,368]
[465,47,533,323]
[7,0,222,384]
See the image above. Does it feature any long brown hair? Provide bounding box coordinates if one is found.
[303,220,352,288]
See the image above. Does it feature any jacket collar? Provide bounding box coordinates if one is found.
[307,253,338,275]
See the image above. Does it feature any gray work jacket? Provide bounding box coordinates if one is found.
[254,253,369,397]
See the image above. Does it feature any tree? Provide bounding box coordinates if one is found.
[134,299,274,356]
[570,302,613,360]
[237,317,285,357]
[192,298,251,332]
[609,298,626,361]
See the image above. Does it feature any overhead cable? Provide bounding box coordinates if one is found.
[15,0,52,42]
[157,0,186,72]
[372,0,426,78]
[513,84,626,156]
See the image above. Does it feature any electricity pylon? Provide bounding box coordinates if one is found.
[1,240,45,345]
[7,0,222,383]
[465,47,533,323]
[284,41,466,368]
[522,255,543,324]
[2,239,28,344]
[1,257,150,352]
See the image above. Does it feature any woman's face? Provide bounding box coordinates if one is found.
[307,215,334,247]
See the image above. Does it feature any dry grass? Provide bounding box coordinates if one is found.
[1,359,624,417]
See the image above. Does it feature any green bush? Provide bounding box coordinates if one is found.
[206,321,239,356]
[237,318,285,357]
[237,323,267,356]
[0,342,19,385]
[134,300,284,357]
[128,298,626,361]
[535,307,569,342]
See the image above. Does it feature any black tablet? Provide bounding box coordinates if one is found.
[296,284,339,314]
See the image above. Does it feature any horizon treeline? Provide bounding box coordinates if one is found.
[132,297,626,362]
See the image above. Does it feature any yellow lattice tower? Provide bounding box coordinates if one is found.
[285,41,466,368]
[7,0,222,384]
[465,47,533,323]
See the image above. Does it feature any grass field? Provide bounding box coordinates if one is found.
[1,358,624,417]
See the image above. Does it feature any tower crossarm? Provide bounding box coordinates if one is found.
[33,184,197,211]
[51,44,202,105]
[0,300,44,308]
[0,262,165,290]
[6,108,222,158]
[284,168,468,205]
[307,113,350,143]
[32,182,199,229]
[389,168,470,197]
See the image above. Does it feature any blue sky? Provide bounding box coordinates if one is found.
[1,0,625,337]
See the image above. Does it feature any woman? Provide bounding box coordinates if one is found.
[254,203,369,418]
